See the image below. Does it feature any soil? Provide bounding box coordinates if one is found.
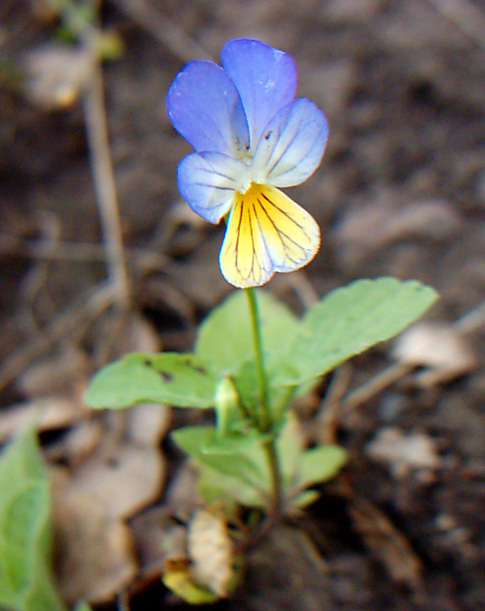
[1,0,484,610]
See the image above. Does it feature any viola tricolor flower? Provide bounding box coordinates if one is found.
[166,38,328,288]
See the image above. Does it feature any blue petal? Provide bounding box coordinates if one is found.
[177,152,251,224]
[252,98,328,187]
[166,60,249,155]
[221,39,297,151]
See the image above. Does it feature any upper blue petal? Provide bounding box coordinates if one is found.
[166,60,250,155]
[252,98,328,187]
[221,39,297,152]
[177,152,250,224]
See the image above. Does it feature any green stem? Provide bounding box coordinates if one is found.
[245,287,282,517]
[263,438,282,516]
[245,287,270,430]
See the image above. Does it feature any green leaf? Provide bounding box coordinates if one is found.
[233,360,298,422]
[174,418,345,511]
[195,289,299,376]
[276,278,437,385]
[201,430,269,455]
[174,417,313,509]
[85,352,218,409]
[172,426,269,490]
[162,570,219,605]
[295,445,347,490]
[291,489,321,509]
[0,427,66,611]
[197,465,267,509]
[73,603,93,611]
[274,414,305,486]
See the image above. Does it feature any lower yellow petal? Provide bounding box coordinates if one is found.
[219,183,320,288]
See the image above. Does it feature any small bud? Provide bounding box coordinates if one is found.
[213,376,239,439]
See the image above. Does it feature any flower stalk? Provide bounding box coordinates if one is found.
[245,287,282,516]
[245,288,270,430]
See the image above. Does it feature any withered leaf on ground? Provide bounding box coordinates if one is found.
[51,468,137,605]
[393,322,477,386]
[348,496,424,594]
[70,440,166,519]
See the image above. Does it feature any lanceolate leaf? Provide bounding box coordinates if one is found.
[275,278,437,385]
[85,352,218,409]
[0,427,66,611]
[295,446,347,490]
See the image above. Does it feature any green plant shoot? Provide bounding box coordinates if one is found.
[86,37,439,603]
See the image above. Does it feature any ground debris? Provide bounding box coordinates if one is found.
[393,321,478,386]
[188,507,234,598]
[235,524,333,611]
[348,496,424,595]
[24,44,93,109]
[67,402,169,519]
[366,427,441,478]
[334,197,462,272]
[51,467,137,605]
[70,440,166,519]
[0,396,89,443]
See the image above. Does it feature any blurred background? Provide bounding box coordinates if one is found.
[0,1,484,609]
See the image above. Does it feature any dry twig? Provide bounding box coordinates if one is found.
[0,233,170,271]
[0,282,117,392]
[113,0,214,62]
[82,30,130,309]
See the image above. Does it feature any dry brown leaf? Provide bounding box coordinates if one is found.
[366,427,440,478]
[0,397,90,443]
[17,348,89,399]
[24,45,93,109]
[393,322,477,386]
[0,348,93,446]
[163,461,202,519]
[334,197,462,271]
[71,442,166,519]
[116,313,162,354]
[51,468,137,605]
[188,507,234,597]
[126,402,171,447]
[131,506,188,574]
[45,417,104,465]
[348,496,424,593]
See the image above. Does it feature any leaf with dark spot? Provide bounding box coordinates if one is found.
[192,366,207,375]
[86,353,218,409]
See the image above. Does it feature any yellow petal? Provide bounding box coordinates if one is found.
[220,183,320,288]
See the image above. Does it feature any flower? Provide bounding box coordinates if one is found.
[166,38,328,288]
